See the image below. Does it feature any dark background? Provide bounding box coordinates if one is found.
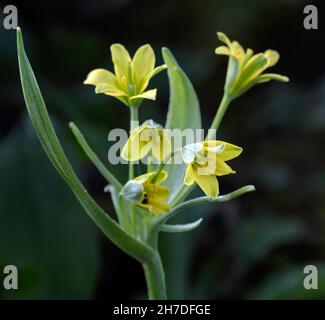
[1,0,325,299]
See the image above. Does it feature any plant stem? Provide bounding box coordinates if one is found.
[151,148,181,183]
[128,106,139,237]
[129,106,139,180]
[147,152,154,173]
[207,93,232,140]
[143,251,167,300]
[151,151,174,183]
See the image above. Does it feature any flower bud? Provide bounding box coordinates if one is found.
[120,180,144,205]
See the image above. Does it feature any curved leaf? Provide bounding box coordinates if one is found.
[154,185,255,228]
[17,27,153,263]
[160,218,203,233]
[162,48,202,202]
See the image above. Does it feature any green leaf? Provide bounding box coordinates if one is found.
[16,27,153,263]
[69,122,122,191]
[162,47,202,202]
[160,218,203,233]
[154,185,255,228]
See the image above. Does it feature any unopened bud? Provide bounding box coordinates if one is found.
[120,180,144,205]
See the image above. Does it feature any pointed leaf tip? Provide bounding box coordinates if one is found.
[161,47,178,66]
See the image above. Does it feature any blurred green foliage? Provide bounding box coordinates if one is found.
[1,0,325,299]
[0,117,100,299]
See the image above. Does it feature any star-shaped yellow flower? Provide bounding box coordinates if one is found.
[182,140,243,197]
[122,171,170,215]
[84,44,166,107]
[215,32,289,99]
[121,120,171,162]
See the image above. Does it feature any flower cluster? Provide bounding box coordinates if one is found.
[84,33,288,215]
[17,26,290,301]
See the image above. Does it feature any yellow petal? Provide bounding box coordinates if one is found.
[184,165,195,185]
[217,32,232,47]
[256,73,289,84]
[150,170,168,184]
[193,171,219,198]
[95,83,127,97]
[130,89,157,101]
[264,50,279,67]
[135,170,167,184]
[194,153,234,176]
[132,44,155,93]
[215,45,231,56]
[150,64,167,77]
[153,185,169,200]
[242,48,254,65]
[241,53,268,79]
[94,83,129,105]
[110,44,131,80]
[84,69,129,103]
[203,141,243,161]
[121,137,132,160]
[230,41,245,61]
[121,129,151,161]
[147,199,170,214]
[214,157,235,176]
[133,171,152,184]
[84,68,119,87]
[151,130,172,161]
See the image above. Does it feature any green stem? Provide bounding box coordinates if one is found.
[151,148,182,183]
[151,151,173,183]
[129,106,139,180]
[146,186,255,297]
[147,151,154,173]
[207,93,232,140]
[143,252,167,300]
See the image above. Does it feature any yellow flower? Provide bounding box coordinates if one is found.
[182,140,243,197]
[215,32,289,99]
[121,120,171,162]
[84,44,166,107]
[122,171,170,215]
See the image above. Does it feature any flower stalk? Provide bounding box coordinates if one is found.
[207,94,232,139]
[143,252,167,300]
[129,105,139,179]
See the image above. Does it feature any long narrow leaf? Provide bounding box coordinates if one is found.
[154,185,255,228]
[69,122,122,191]
[17,27,153,262]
